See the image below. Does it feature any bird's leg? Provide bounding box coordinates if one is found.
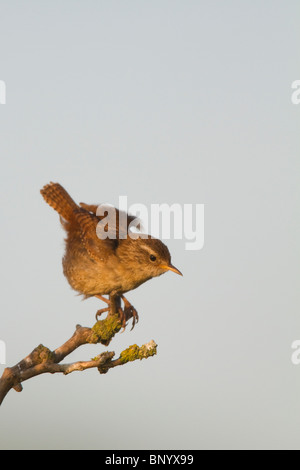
[109,294,121,316]
[95,307,109,321]
[110,294,138,330]
[120,295,139,330]
[95,295,110,305]
[95,293,122,320]
[94,293,138,331]
[95,295,111,320]
[110,294,127,331]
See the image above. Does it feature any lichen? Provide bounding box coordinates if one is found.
[31,344,54,364]
[91,314,122,345]
[119,340,157,364]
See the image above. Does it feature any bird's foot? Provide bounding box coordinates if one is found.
[95,295,111,320]
[95,294,138,331]
[95,307,109,321]
[119,295,139,331]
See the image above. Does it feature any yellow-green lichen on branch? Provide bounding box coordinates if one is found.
[119,340,157,364]
[31,344,54,364]
[91,314,122,345]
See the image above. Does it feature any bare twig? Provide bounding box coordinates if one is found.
[0,314,157,406]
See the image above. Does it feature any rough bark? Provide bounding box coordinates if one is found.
[0,314,157,406]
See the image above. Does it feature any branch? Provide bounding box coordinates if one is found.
[0,314,157,406]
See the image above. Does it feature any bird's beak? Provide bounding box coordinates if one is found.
[160,263,183,276]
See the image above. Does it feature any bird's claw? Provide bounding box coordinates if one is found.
[118,303,139,331]
[95,294,138,331]
[95,307,109,321]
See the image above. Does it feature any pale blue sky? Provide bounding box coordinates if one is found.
[0,0,299,449]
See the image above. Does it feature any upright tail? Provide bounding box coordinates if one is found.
[40,182,78,222]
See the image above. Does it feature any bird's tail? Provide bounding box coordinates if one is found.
[40,182,78,222]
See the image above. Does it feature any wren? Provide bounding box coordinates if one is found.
[40,182,182,328]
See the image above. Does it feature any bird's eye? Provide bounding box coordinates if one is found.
[150,254,156,262]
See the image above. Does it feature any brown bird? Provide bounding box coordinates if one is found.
[40,182,182,329]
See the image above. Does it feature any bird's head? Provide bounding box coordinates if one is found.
[118,235,182,282]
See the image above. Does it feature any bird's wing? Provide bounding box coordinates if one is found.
[79,202,143,239]
[78,203,99,214]
[74,208,118,261]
